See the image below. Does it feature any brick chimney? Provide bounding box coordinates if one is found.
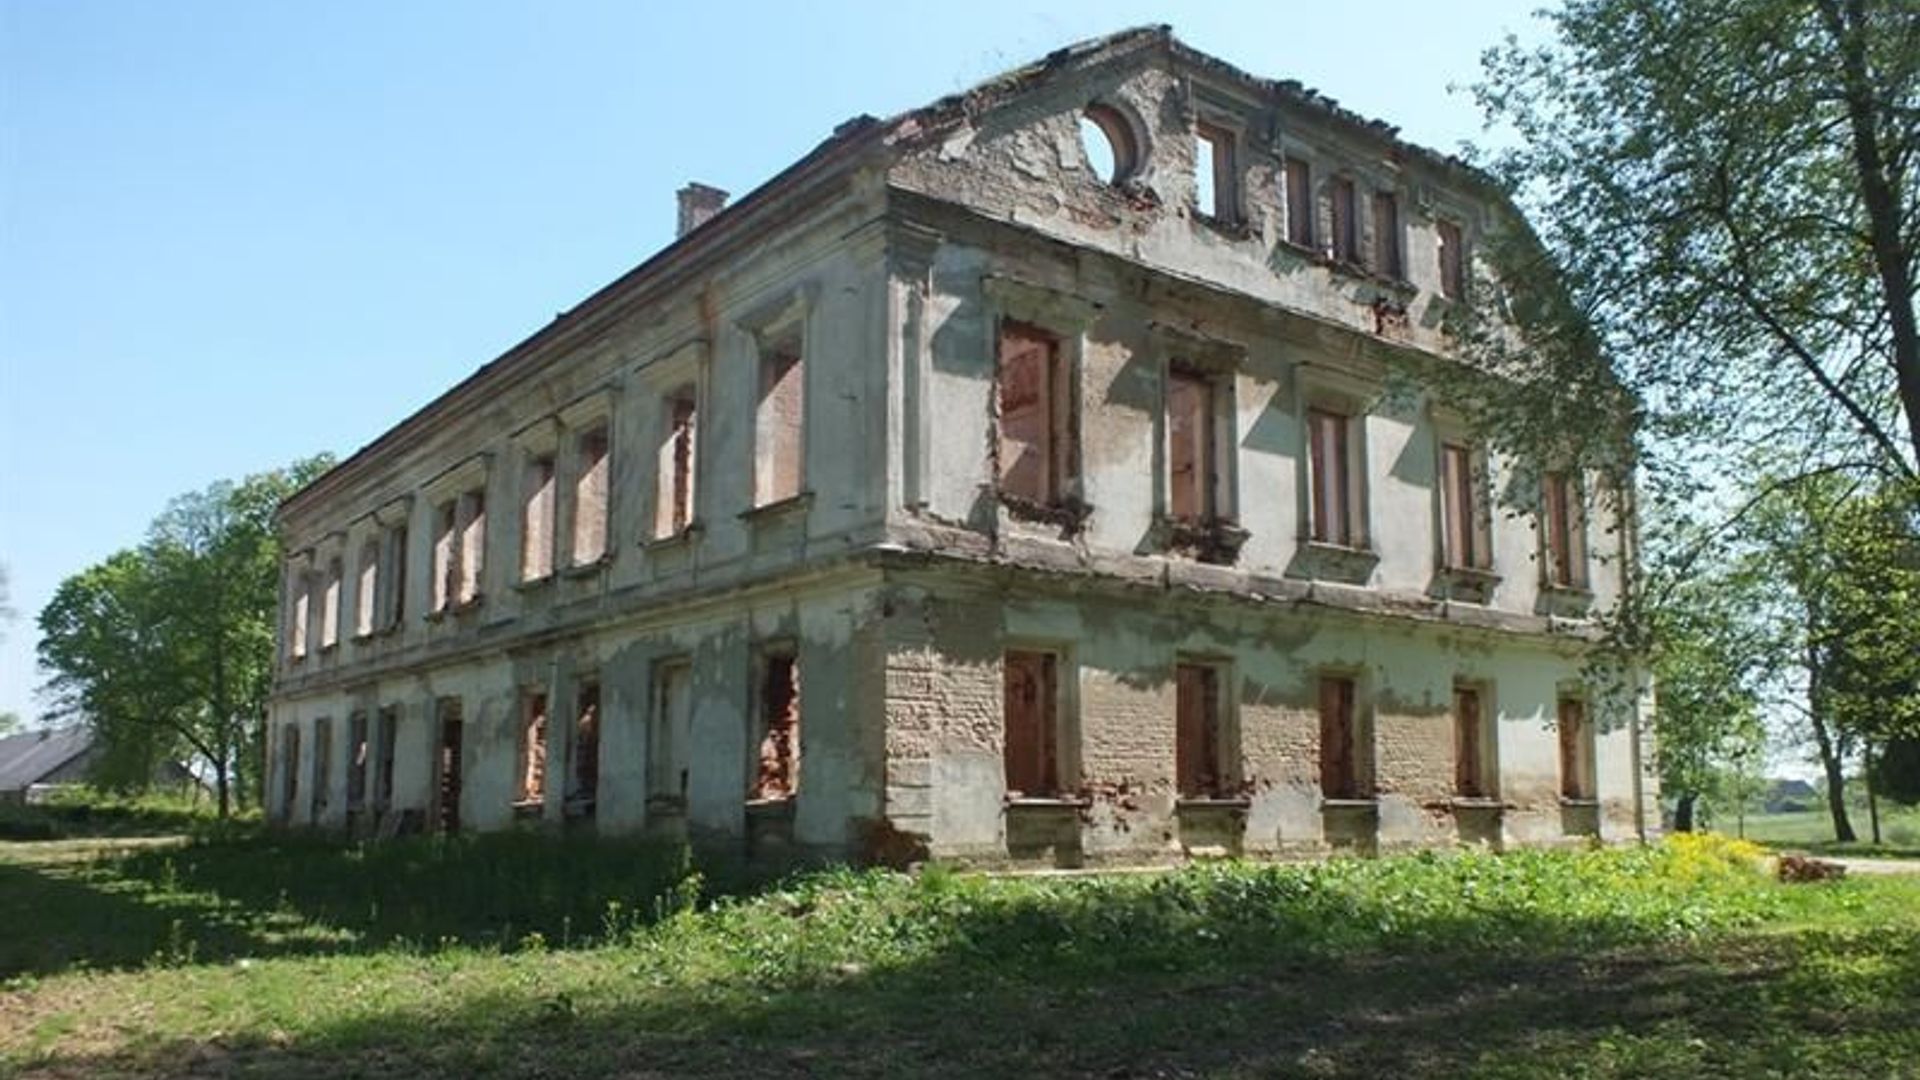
[676,183,730,238]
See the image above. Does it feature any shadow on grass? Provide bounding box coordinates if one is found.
[22,883,1920,1080]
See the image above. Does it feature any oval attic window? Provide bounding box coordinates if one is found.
[1079,104,1138,185]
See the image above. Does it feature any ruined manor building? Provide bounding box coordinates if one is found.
[269,27,1658,864]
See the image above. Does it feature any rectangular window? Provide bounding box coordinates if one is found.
[434,699,463,834]
[1440,442,1492,570]
[290,573,311,660]
[754,339,805,506]
[1437,219,1466,299]
[1558,696,1595,800]
[432,500,457,612]
[649,659,693,806]
[1330,177,1359,264]
[1194,123,1236,222]
[1308,408,1356,546]
[1167,367,1218,524]
[1003,650,1061,797]
[1372,191,1402,278]
[346,711,369,812]
[354,538,379,638]
[1284,157,1314,248]
[319,558,342,650]
[517,691,548,807]
[373,706,398,812]
[1453,684,1490,798]
[571,425,610,566]
[385,524,408,628]
[280,722,300,820]
[1542,471,1586,587]
[997,320,1074,506]
[1318,676,1365,799]
[750,653,800,801]
[655,386,698,538]
[1175,662,1228,798]
[457,490,485,604]
[311,716,333,820]
[521,455,555,581]
[569,681,600,814]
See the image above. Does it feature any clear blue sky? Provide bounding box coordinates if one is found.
[0,0,1545,722]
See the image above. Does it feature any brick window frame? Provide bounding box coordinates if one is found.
[1175,658,1239,800]
[982,276,1099,529]
[1002,646,1078,800]
[1317,672,1374,801]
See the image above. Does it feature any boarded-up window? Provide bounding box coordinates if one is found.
[1308,409,1356,546]
[1003,650,1061,797]
[1176,663,1227,798]
[1372,191,1402,278]
[1330,177,1359,263]
[754,341,805,506]
[1284,158,1314,248]
[1319,676,1364,799]
[373,706,398,812]
[1194,122,1236,221]
[1454,685,1489,798]
[435,699,463,834]
[311,716,332,820]
[1558,697,1595,800]
[655,386,698,538]
[750,654,800,800]
[1167,368,1218,524]
[346,711,369,811]
[571,681,600,813]
[521,455,556,581]
[355,538,379,637]
[571,426,610,566]
[649,659,693,805]
[1437,219,1466,299]
[518,691,548,806]
[280,723,300,819]
[1441,442,1492,570]
[320,558,342,649]
[997,321,1072,505]
[290,572,311,659]
[1542,471,1587,587]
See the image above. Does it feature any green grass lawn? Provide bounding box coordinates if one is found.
[1,831,1915,1080]
[1711,803,1920,859]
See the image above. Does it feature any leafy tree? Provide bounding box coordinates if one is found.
[1646,564,1769,831]
[37,456,333,816]
[0,712,21,737]
[1870,736,1920,806]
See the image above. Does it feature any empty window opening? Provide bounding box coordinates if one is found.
[1003,650,1062,797]
[521,455,556,581]
[754,339,805,506]
[997,320,1074,506]
[1194,123,1236,222]
[373,706,398,812]
[571,426,610,566]
[385,524,408,628]
[319,558,342,650]
[1176,663,1230,798]
[1167,367,1220,524]
[1542,471,1587,587]
[1441,442,1492,570]
[1308,408,1357,546]
[1319,676,1367,799]
[435,489,486,610]
[1558,697,1595,800]
[570,682,601,815]
[1284,158,1315,248]
[1437,219,1466,299]
[1372,191,1403,278]
[655,386,698,538]
[518,691,548,807]
[432,500,457,612]
[1454,684,1491,798]
[751,653,801,801]
[347,711,369,813]
[1079,104,1137,184]
[434,699,463,834]
[649,659,693,806]
[280,723,300,820]
[290,574,311,660]
[355,538,379,637]
[311,716,333,821]
[1330,177,1359,264]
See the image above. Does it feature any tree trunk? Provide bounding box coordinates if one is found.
[215,758,230,821]
[1865,741,1882,845]
[1674,791,1698,833]
[1810,709,1857,843]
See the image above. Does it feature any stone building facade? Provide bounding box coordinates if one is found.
[268,27,1658,865]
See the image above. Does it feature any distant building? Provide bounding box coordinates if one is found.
[0,727,195,804]
[1764,778,1818,814]
[269,26,1658,865]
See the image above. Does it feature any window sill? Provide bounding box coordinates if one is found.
[513,573,555,592]
[1437,565,1501,603]
[642,521,704,551]
[1195,212,1252,240]
[1003,796,1091,810]
[740,491,814,523]
[511,800,544,820]
[317,643,339,656]
[1320,797,1379,810]
[1176,796,1251,810]
[1294,540,1379,584]
[1558,797,1599,808]
[562,554,612,579]
[999,491,1093,533]
[1541,581,1593,598]
[427,597,485,622]
[746,796,797,818]
[1450,797,1504,810]
[1157,517,1250,565]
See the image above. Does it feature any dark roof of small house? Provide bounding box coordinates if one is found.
[0,727,93,792]
[1768,778,1818,799]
